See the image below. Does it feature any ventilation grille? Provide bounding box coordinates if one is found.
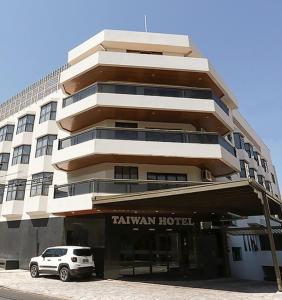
[0,64,68,121]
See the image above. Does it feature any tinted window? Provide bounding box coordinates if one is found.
[43,248,67,257]
[73,249,92,256]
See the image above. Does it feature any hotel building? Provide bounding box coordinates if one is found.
[0,30,281,285]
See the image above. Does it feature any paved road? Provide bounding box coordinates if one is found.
[0,270,281,300]
[0,287,59,300]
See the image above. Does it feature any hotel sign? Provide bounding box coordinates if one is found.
[111,215,194,226]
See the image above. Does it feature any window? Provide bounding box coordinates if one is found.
[35,135,57,157]
[258,175,265,188]
[271,173,276,184]
[147,172,187,181]
[6,179,27,201]
[232,247,242,261]
[227,134,232,143]
[43,248,67,257]
[233,132,244,149]
[0,185,4,204]
[0,153,10,171]
[114,166,138,179]
[244,143,254,158]
[249,168,258,181]
[240,160,249,178]
[265,181,273,193]
[73,249,92,256]
[30,172,53,197]
[0,125,14,142]
[253,151,262,166]
[261,159,268,173]
[12,145,31,165]
[16,114,35,134]
[39,102,57,123]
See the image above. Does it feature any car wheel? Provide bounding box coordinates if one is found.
[30,264,39,278]
[59,267,71,282]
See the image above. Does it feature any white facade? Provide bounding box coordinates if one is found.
[0,30,280,279]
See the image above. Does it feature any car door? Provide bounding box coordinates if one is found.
[39,249,57,273]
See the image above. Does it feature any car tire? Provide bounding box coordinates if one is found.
[59,267,71,282]
[30,264,39,278]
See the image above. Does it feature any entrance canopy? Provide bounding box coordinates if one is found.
[93,179,282,218]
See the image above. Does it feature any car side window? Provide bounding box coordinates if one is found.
[42,249,56,257]
[55,248,67,257]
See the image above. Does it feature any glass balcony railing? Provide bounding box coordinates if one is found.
[54,179,190,199]
[62,82,229,115]
[58,127,236,157]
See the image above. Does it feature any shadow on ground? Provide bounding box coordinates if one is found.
[120,276,278,294]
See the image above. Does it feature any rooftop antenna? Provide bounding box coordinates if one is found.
[144,15,148,32]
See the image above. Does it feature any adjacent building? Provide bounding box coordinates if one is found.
[0,30,281,283]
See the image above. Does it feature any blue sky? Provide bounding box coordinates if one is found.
[0,0,282,187]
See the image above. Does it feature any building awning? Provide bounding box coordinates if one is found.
[93,179,282,217]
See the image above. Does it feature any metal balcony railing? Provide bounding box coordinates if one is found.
[62,82,229,115]
[58,127,236,157]
[54,178,191,199]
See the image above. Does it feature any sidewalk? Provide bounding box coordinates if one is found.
[0,270,281,300]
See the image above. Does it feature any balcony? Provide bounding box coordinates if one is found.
[64,83,229,114]
[57,83,233,134]
[49,178,190,214]
[54,178,189,198]
[52,127,239,176]
[60,51,238,109]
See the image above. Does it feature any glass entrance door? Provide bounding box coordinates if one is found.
[151,232,181,274]
[119,229,182,277]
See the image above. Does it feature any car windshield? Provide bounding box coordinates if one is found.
[73,249,92,256]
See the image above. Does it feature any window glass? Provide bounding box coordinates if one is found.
[114,166,138,180]
[271,173,276,184]
[232,247,242,261]
[39,102,57,123]
[239,160,249,178]
[30,172,53,197]
[147,172,187,181]
[35,135,57,157]
[12,145,31,165]
[244,143,254,158]
[258,175,265,188]
[16,115,35,134]
[6,179,26,201]
[0,153,10,171]
[233,133,244,149]
[265,181,273,193]
[73,249,92,256]
[0,185,5,204]
[249,168,258,181]
[0,125,14,142]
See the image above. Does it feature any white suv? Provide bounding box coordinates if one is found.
[29,246,95,282]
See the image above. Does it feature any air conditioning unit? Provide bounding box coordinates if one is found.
[201,169,213,182]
